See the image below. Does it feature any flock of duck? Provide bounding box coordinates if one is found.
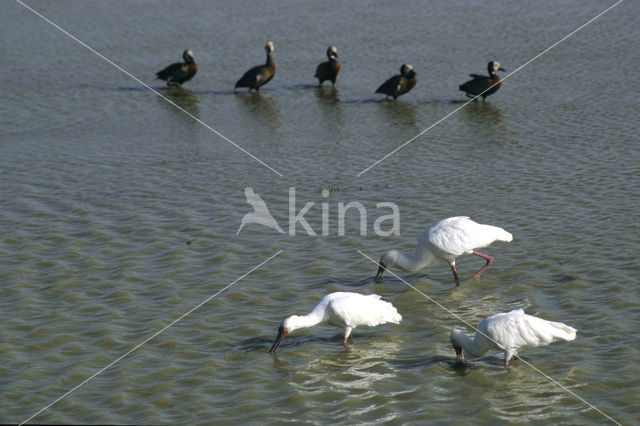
[158,43,575,367]
[156,42,505,101]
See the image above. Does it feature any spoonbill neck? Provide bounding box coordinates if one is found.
[285,310,325,332]
[389,249,435,272]
[450,329,488,357]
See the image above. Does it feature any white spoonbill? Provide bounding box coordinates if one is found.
[376,216,513,286]
[269,292,402,353]
[449,309,577,367]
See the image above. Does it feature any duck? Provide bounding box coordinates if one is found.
[235,41,276,92]
[314,45,341,86]
[155,49,198,87]
[459,61,505,101]
[375,64,417,100]
[449,308,577,367]
[375,216,513,286]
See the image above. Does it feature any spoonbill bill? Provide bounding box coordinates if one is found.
[376,216,512,286]
[449,309,577,367]
[268,292,402,353]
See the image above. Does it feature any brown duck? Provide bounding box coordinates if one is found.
[156,49,198,87]
[376,64,417,100]
[314,45,341,86]
[235,41,275,92]
[459,61,505,101]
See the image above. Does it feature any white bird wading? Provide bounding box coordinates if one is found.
[376,216,513,286]
[450,309,577,367]
[269,292,402,353]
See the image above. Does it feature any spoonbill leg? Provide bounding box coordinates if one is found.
[450,264,461,286]
[472,250,494,279]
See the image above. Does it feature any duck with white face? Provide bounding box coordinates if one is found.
[459,60,506,101]
[375,63,417,100]
[235,41,276,92]
[314,45,341,86]
[155,49,198,87]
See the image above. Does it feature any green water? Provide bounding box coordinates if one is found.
[1,0,638,424]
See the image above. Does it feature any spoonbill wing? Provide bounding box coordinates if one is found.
[427,216,512,256]
[325,293,402,328]
[480,309,577,352]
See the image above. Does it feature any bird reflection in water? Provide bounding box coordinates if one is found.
[378,100,419,129]
[315,86,345,144]
[235,92,281,133]
[283,340,404,393]
[463,101,502,126]
[159,87,200,118]
[315,85,341,103]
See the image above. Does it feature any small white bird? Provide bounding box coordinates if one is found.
[376,216,513,286]
[449,309,577,367]
[236,186,285,236]
[269,292,402,353]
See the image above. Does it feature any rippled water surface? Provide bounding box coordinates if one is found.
[1,0,639,424]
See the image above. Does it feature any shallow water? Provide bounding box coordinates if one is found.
[1,0,639,424]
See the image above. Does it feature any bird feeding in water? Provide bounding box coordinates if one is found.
[155,50,198,87]
[375,64,417,100]
[235,41,276,92]
[314,45,341,86]
[375,216,512,286]
[459,60,505,101]
[449,309,577,368]
[268,292,402,353]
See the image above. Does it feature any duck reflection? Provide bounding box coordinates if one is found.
[377,100,419,129]
[315,86,344,139]
[159,87,200,117]
[315,85,341,104]
[235,92,281,133]
[462,101,502,126]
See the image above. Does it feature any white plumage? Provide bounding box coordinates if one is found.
[269,292,402,353]
[376,216,513,285]
[449,309,577,367]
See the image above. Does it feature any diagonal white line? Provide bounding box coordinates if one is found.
[14,0,284,178]
[20,250,283,425]
[357,0,625,176]
[357,249,621,425]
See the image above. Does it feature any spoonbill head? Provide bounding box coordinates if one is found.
[375,216,512,286]
[268,292,402,353]
[449,309,577,368]
[269,315,301,353]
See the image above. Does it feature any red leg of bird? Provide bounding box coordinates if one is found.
[451,265,461,286]
[472,250,494,279]
[349,334,355,345]
[504,359,510,368]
